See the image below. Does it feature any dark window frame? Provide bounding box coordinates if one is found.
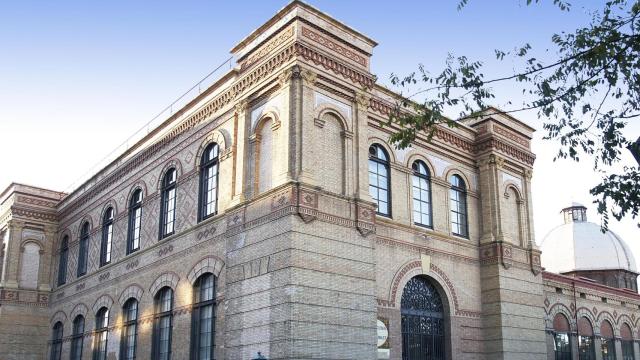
[152,287,174,360]
[411,160,433,228]
[159,168,177,240]
[449,174,469,238]
[120,298,138,360]
[198,143,220,222]
[368,144,392,217]
[190,273,217,360]
[93,307,109,360]
[70,315,85,360]
[57,236,69,286]
[50,321,63,360]
[554,332,572,360]
[100,207,114,266]
[77,222,90,277]
[127,189,143,255]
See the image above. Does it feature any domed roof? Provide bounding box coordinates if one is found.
[539,204,637,274]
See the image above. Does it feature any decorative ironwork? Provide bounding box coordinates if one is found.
[401,276,446,360]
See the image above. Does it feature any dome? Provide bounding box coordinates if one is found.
[539,204,637,274]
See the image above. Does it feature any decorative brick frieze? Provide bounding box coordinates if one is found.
[240,25,295,70]
[301,26,367,67]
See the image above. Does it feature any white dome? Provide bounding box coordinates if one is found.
[540,220,637,274]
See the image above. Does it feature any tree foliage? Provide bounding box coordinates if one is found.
[388,0,640,229]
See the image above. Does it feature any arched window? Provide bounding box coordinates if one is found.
[77,222,90,277]
[401,276,446,360]
[93,307,109,360]
[100,207,114,266]
[577,317,595,360]
[127,189,143,254]
[368,144,391,216]
[600,320,615,360]
[449,175,468,238]
[50,321,63,360]
[57,236,69,286]
[553,313,572,360]
[152,287,174,360]
[199,143,220,221]
[70,315,85,360]
[160,168,177,239]
[120,298,138,360]
[191,273,216,360]
[411,160,432,227]
[621,323,634,360]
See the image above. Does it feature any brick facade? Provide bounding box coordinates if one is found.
[1,2,633,360]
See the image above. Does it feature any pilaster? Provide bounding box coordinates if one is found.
[4,221,24,288]
[231,99,250,206]
[298,67,317,185]
[354,91,372,201]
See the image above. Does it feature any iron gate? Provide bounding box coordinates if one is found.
[401,276,446,360]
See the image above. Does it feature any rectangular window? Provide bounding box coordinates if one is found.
[412,175,432,227]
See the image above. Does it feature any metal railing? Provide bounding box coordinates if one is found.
[63,57,235,195]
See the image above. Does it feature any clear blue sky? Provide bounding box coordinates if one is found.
[1,1,637,253]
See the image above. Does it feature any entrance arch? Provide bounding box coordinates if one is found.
[401,276,446,360]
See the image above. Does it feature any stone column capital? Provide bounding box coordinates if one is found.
[355,91,370,110]
[301,69,317,87]
[235,99,250,114]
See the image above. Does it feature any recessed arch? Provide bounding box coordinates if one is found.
[405,153,437,175]
[118,284,144,306]
[149,271,180,295]
[252,108,280,135]
[126,181,148,205]
[99,200,118,224]
[156,159,184,191]
[187,255,225,285]
[195,129,231,168]
[77,216,93,238]
[443,168,473,190]
[367,137,397,163]
[92,294,115,314]
[50,310,67,326]
[315,105,350,132]
[70,303,89,321]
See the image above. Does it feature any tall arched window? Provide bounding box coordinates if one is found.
[50,321,63,360]
[199,143,220,221]
[93,307,109,360]
[449,175,468,238]
[160,168,177,239]
[411,160,432,227]
[120,298,138,360]
[127,189,143,254]
[600,320,615,360]
[77,222,90,277]
[368,144,391,216]
[100,207,114,266]
[578,317,595,360]
[191,273,216,360]
[57,236,69,286]
[621,323,634,360]
[553,313,572,360]
[401,276,446,360]
[70,315,85,360]
[152,287,174,360]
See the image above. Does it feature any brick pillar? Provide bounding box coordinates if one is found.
[230,99,249,206]
[3,221,24,288]
[478,154,547,359]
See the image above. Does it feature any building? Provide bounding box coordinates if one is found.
[540,204,640,360]
[0,2,637,360]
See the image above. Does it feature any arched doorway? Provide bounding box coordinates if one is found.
[401,276,446,360]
